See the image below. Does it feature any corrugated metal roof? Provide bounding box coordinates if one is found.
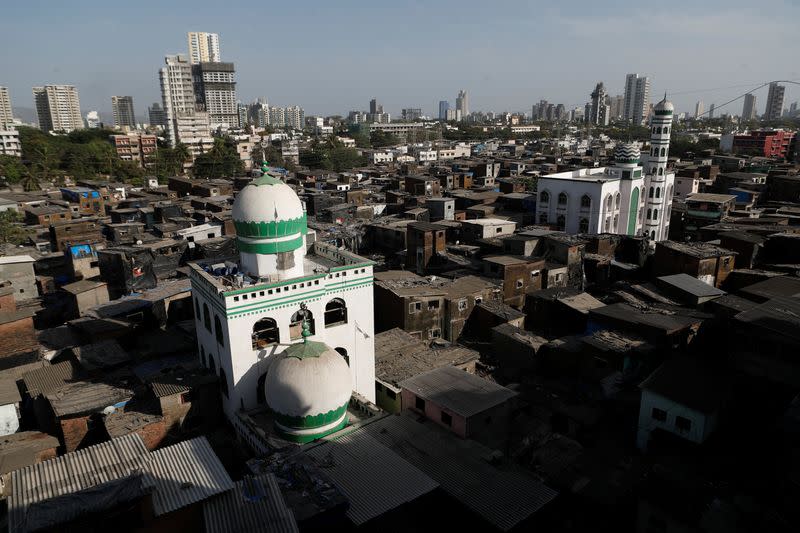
[21,360,86,398]
[398,365,517,418]
[304,430,438,525]
[142,436,233,517]
[8,433,149,533]
[362,414,558,531]
[203,473,299,533]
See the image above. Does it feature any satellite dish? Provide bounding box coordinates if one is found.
[103,406,116,415]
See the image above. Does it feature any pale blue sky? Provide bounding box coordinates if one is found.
[1,0,798,120]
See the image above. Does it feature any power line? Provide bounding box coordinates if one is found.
[691,80,800,119]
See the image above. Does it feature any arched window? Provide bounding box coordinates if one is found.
[209,354,216,375]
[647,208,652,220]
[663,126,669,135]
[656,187,661,198]
[325,298,348,327]
[650,230,656,240]
[290,307,315,340]
[604,217,610,232]
[257,373,267,404]
[639,207,644,221]
[580,195,591,209]
[660,148,666,157]
[195,298,200,317]
[556,215,566,230]
[605,195,612,210]
[658,167,663,176]
[203,303,211,332]
[219,367,229,398]
[652,127,656,134]
[540,191,549,203]
[214,315,224,346]
[252,317,279,349]
[651,167,657,175]
[657,127,662,134]
[653,209,658,220]
[539,212,548,224]
[579,218,589,233]
[649,187,654,198]
[335,347,349,366]
[558,192,568,205]
[200,346,206,367]
[613,214,619,230]
[615,193,621,209]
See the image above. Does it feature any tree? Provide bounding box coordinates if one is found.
[369,130,400,148]
[0,211,31,245]
[299,138,366,172]
[193,137,244,178]
[0,155,28,183]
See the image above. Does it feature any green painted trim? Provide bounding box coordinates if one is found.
[227,289,327,312]
[226,279,373,317]
[654,110,673,116]
[615,157,640,164]
[223,273,327,297]
[234,214,308,239]
[252,174,284,186]
[329,262,375,272]
[273,401,349,430]
[237,235,304,254]
[277,416,349,443]
[282,339,328,360]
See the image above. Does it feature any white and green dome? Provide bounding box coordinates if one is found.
[654,95,674,115]
[233,166,307,256]
[614,143,641,165]
[264,324,352,443]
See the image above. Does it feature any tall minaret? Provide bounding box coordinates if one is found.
[645,94,674,242]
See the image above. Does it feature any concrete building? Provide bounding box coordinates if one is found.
[111,95,136,129]
[588,82,609,126]
[175,111,213,158]
[33,85,83,133]
[187,31,221,64]
[147,102,167,127]
[192,62,238,129]
[0,128,21,157]
[730,129,795,158]
[188,166,376,419]
[284,105,304,130]
[110,133,157,166]
[0,86,13,127]
[456,90,469,119]
[765,82,785,121]
[0,255,37,302]
[742,93,758,121]
[438,100,449,120]
[694,101,704,119]
[623,73,651,125]
[159,54,197,146]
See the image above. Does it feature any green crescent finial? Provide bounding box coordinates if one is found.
[301,319,312,343]
[261,161,270,174]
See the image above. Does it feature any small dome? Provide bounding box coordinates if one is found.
[654,95,674,114]
[614,143,641,164]
[232,170,306,255]
[264,330,352,442]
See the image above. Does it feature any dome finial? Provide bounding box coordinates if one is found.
[301,317,312,343]
[261,161,270,174]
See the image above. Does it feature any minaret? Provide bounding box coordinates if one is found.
[645,94,674,241]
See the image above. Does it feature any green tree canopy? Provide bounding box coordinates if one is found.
[192,137,244,178]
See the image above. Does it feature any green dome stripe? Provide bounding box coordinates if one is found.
[237,235,304,254]
[234,214,308,239]
[273,401,349,430]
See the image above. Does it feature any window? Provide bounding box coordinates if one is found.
[428,300,439,310]
[496,227,502,233]
[335,347,349,366]
[458,299,468,311]
[615,193,621,208]
[663,126,669,134]
[441,411,452,427]
[605,195,612,209]
[252,318,279,349]
[290,307,315,340]
[579,218,589,233]
[613,214,619,230]
[539,212,548,224]
[415,397,426,411]
[324,298,348,327]
[203,304,211,332]
[580,195,591,209]
[658,167,663,176]
[649,187,654,198]
[180,391,192,404]
[651,407,667,422]
[200,346,206,367]
[557,192,568,205]
[540,191,549,203]
[556,215,565,230]
[409,301,422,313]
[647,208,652,220]
[233,296,239,302]
[214,315,224,347]
[656,127,661,134]
[195,298,200,316]
[429,328,441,339]
[650,230,656,240]
[655,187,660,198]
[474,296,483,305]
[515,279,523,289]
[675,416,692,432]
[386,389,397,400]
[604,217,610,231]
[219,368,229,398]
[660,148,666,157]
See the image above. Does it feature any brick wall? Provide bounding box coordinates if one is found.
[134,419,168,450]
[59,416,90,453]
[0,317,37,356]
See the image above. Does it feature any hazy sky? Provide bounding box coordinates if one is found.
[2,0,798,120]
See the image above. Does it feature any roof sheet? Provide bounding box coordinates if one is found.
[143,436,234,517]
[203,473,298,533]
[304,430,438,525]
[21,360,87,398]
[398,365,517,417]
[656,274,726,298]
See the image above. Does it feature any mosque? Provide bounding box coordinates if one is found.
[189,166,375,442]
[535,95,675,242]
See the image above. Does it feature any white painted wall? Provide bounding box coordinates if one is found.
[636,390,717,450]
[0,403,19,436]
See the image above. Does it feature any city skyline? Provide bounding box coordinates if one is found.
[1,1,798,119]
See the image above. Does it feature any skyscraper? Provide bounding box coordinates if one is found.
[159,54,200,146]
[742,93,758,121]
[623,74,651,125]
[187,32,221,64]
[438,100,449,121]
[0,87,13,128]
[694,101,704,119]
[33,85,83,133]
[111,96,136,129]
[192,62,238,128]
[609,94,624,121]
[765,82,786,121]
[148,102,167,127]
[708,103,715,119]
[588,82,609,126]
[284,106,304,130]
[456,90,469,119]
[369,98,382,115]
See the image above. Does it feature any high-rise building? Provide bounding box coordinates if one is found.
[708,103,715,119]
[187,32,221,64]
[148,102,167,127]
[159,54,198,146]
[237,103,249,127]
[33,85,83,133]
[554,104,566,122]
[694,101,704,119]
[438,100,449,121]
[284,106,304,130]
[111,96,136,129]
[401,108,422,121]
[0,87,13,128]
[369,98,382,115]
[742,93,758,121]
[456,90,469,119]
[623,74,651,125]
[85,111,101,129]
[269,106,286,128]
[765,82,786,121]
[588,82,609,126]
[192,62,238,128]
[608,94,624,121]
